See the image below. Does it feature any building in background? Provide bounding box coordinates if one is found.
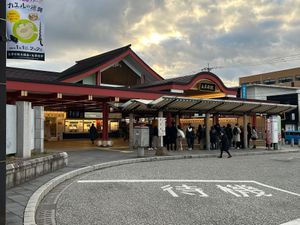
[242,84,300,131]
[239,67,300,87]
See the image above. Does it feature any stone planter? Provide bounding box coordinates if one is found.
[6,152,68,189]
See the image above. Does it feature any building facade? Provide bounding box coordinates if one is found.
[239,67,300,87]
[5,45,296,157]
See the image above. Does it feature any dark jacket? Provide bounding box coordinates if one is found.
[220,134,230,151]
[169,125,177,141]
[89,125,98,141]
[186,127,195,139]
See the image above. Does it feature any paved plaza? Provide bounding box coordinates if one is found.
[5,144,300,225]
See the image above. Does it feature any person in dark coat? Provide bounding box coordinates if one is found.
[225,124,233,148]
[169,122,177,151]
[218,132,232,158]
[196,124,203,144]
[89,123,98,144]
[247,123,252,148]
[186,124,195,150]
[210,126,217,150]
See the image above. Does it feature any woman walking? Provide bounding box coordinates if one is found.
[251,126,258,149]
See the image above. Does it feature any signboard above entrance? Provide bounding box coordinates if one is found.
[199,83,216,92]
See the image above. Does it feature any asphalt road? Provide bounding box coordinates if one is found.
[51,153,300,225]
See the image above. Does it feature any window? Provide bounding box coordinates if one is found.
[263,79,276,85]
[252,81,261,84]
[295,75,300,81]
[278,77,293,83]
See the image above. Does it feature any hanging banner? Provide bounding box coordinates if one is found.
[6,0,45,60]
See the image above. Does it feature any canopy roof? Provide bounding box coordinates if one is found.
[118,96,297,115]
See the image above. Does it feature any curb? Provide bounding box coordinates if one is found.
[23,149,299,225]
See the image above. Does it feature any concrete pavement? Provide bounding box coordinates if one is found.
[6,145,300,225]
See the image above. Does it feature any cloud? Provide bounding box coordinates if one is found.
[7,0,300,86]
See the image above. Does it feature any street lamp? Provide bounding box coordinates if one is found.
[0,0,6,224]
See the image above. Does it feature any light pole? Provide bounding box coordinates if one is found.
[0,0,6,224]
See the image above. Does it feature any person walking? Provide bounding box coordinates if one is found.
[218,132,232,158]
[169,122,177,151]
[152,124,159,150]
[186,124,195,150]
[196,124,203,145]
[251,126,258,149]
[210,126,218,150]
[89,123,98,144]
[233,123,241,149]
[177,125,185,151]
[247,123,252,148]
[225,124,233,148]
[147,122,154,151]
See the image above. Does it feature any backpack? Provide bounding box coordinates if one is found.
[233,127,238,135]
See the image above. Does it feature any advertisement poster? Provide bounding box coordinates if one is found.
[6,0,45,60]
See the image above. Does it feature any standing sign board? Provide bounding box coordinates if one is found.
[158,117,166,136]
[271,116,279,144]
[6,0,45,60]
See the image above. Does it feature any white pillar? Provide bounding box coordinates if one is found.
[243,114,248,149]
[298,93,300,130]
[205,113,210,150]
[129,113,134,150]
[158,111,164,147]
[16,101,32,158]
[34,106,44,153]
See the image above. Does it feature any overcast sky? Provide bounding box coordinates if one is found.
[7,0,300,86]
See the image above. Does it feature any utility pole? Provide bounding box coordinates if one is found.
[0,0,6,224]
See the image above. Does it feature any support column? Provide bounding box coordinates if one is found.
[158,111,164,147]
[34,106,44,153]
[96,71,101,86]
[16,101,32,158]
[102,102,109,145]
[213,114,219,125]
[0,1,6,222]
[243,114,248,149]
[205,113,210,150]
[129,113,134,150]
[252,115,257,128]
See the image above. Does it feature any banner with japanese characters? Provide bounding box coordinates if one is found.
[6,0,45,60]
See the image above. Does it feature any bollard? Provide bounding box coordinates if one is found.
[298,139,300,147]
[137,147,144,157]
[291,138,294,147]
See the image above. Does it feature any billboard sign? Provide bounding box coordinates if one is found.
[6,0,45,60]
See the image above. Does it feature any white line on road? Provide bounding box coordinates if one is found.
[253,181,300,197]
[280,218,300,225]
[77,179,254,183]
[77,179,300,197]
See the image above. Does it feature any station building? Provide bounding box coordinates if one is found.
[5,45,296,157]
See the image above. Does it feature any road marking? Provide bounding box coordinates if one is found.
[280,218,300,225]
[253,181,300,197]
[78,179,254,183]
[77,179,300,197]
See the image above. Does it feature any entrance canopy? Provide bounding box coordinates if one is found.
[118,96,297,115]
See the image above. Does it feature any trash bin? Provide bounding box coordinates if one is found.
[133,126,149,157]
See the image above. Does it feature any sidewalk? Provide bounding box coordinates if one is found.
[6,145,300,225]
